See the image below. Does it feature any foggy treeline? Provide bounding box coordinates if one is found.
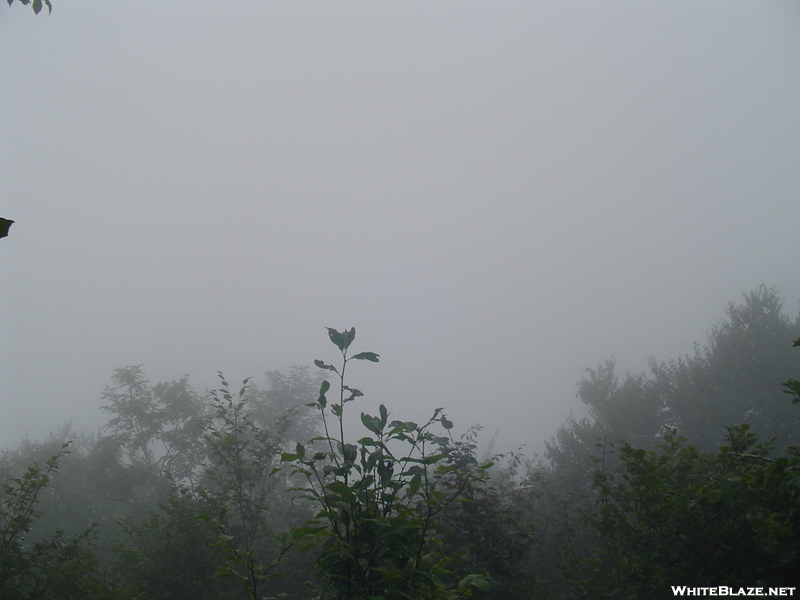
[2,285,799,599]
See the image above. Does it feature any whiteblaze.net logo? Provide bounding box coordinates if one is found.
[672,587,796,597]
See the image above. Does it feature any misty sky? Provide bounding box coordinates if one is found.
[2,1,799,455]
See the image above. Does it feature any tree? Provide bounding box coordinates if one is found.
[196,372,297,600]
[99,366,314,599]
[546,285,800,470]
[655,285,800,446]
[93,364,323,598]
[100,365,319,486]
[582,424,800,598]
[114,487,238,600]
[0,444,114,600]
[100,366,209,481]
[436,428,537,600]
[537,332,800,598]
[247,366,322,450]
[534,288,800,598]
[545,362,663,476]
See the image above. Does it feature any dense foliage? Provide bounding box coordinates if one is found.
[0,443,115,600]
[547,285,800,471]
[1,286,799,599]
[584,424,800,598]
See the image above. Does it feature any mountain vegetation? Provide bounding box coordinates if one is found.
[1,285,799,599]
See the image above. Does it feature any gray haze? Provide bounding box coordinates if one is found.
[2,1,799,454]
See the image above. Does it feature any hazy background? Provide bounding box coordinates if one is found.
[2,0,799,455]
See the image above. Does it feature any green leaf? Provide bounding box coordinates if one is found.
[343,443,357,463]
[440,416,453,430]
[351,351,380,362]
[342,327,356,350]
[389,420,417,432]
[459,573,491,592]
[293,524,329,539]
[317,379,330,408]
[325,481,353,497]
[782,378,800,403]
[314,359,339,375]
[364,450,381,470]
[238,377,251,398]
[343,386,363,403]
[361,413,382,435]
[326,327,347,351]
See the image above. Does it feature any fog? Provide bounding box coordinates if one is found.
[2,0,799,454]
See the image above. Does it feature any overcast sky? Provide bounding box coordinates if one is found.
[2,0,799,455]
